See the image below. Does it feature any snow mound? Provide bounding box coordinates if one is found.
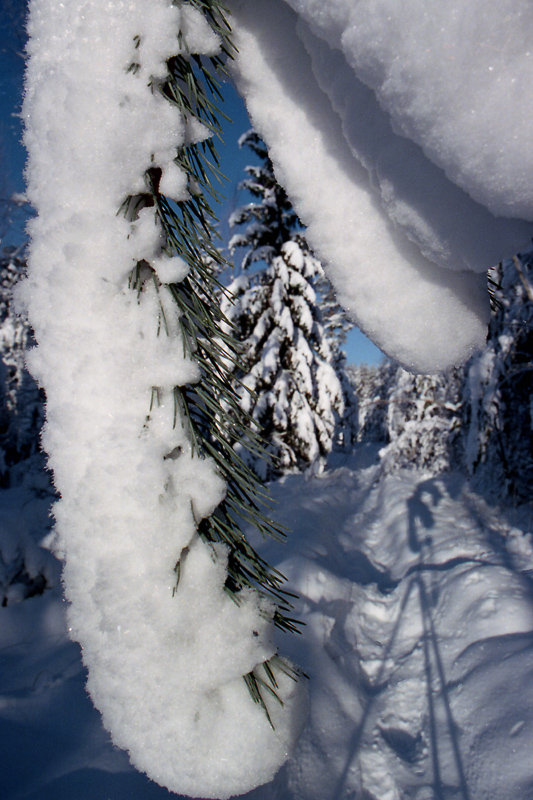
[228,0,533,372]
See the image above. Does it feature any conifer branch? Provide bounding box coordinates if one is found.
[123,0,303,720]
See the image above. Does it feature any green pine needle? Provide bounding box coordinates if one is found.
[121,0,304,721]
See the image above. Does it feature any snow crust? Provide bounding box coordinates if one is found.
[20,2,306,797]
[227,0,533,372]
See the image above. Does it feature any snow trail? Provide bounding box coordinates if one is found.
[242,450,533,800]
[2,451,533,799]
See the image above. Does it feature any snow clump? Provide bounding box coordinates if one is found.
[19,1,306,797]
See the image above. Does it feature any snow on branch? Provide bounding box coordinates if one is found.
[19,2,306,797]
[227,0,533,373]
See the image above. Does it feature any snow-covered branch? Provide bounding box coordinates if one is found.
[19,2,306,797]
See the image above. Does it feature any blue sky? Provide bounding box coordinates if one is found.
[0,8,383,366]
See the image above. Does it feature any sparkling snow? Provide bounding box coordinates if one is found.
[3,452,533,799]
[19,0,533,795]
[19,2,306,797]
[227,0,533,372]
[285,0,533,221]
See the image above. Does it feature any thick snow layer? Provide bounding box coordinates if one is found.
[19,2,306,797]
[227,0,533,372]
[3,454,533,799]
[285,0,533,221]
[242,453,533,800]
[296,23,533,275]
[227,0,487,372]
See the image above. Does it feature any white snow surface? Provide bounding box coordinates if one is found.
[3,452,533,799]
[284,0,533,221]
[240,452,533,800]
[19,2,306,797]
[227,0,533,372]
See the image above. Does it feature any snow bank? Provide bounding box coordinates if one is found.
[227,0,533,372]
[20,2,305,797]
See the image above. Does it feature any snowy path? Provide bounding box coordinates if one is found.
[246,448,533,800]
[2,449,533,799]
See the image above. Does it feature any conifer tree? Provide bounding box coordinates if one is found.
[379,365,463,473]
[316,276,354,365]
[0,249,43,481]
[464,251,533,500]
[224,131,345,477]
[0,249,56,607]
[347,360,395,444]
[346,360,463,473]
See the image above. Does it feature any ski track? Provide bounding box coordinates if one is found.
[2,446,533,800]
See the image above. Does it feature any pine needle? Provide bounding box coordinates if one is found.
[120,0,304,719]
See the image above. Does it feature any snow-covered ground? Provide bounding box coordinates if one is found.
[2,446,533,800]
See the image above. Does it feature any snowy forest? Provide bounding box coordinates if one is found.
[2,1,533,799]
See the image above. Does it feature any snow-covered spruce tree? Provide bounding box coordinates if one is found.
[315,273,358,451]
[317,276,354,363]
[20,2,306,797]
[346,361,395,444]
[224,131,345,477]
[0,249,57,608]
[345,360,462,474]
[378,365,463,473]
[463,251,533,501]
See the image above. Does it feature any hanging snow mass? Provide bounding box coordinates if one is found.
[19,0,533,797]
[20,1,307,798]
[227,0,533,372]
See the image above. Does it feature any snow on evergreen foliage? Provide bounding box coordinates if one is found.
[0,250,56,607]
[0,486,57,608]
[0,251,44,482]
[229,131,298,268]
[227,0,504,372]
[225,131,345,476]
[314,273,358,451]
[347,361,462,473]
[379,366,463,473]
[316,274,354,360]
[346,361,393,444]
[20,5,307,797]
[464,250,533,501]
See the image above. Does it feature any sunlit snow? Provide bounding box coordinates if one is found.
[3,452,533,800]
[228,0,533,371]
[19,2,306,797]
[17,0,533,796]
